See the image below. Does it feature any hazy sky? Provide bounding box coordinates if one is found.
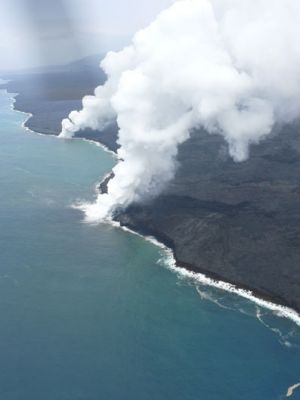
[0,0,174,71]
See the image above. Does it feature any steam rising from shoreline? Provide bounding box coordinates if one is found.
[60,0,300,220]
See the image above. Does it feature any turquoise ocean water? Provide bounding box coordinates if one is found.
[0,90,299,399]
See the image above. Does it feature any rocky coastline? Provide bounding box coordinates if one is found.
[2,56,300,314]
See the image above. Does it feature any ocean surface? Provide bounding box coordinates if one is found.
[0,89,299,400]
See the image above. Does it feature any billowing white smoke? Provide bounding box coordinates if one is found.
[60,0,300,221]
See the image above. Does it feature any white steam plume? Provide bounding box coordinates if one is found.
[59,0,300,221]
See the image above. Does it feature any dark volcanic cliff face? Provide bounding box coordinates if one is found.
[0,55,118,152]
[116,126,300,311]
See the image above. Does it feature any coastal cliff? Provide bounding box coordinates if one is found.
[2,56,300,312]
[115,126,300,311]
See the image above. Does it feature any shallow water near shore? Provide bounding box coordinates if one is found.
[0,90,299,399]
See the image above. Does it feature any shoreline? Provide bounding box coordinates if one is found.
[3,87,300,328]
[97,179,300,327]
[114,221,300,327]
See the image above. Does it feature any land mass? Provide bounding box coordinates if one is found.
[2,56,300,312]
